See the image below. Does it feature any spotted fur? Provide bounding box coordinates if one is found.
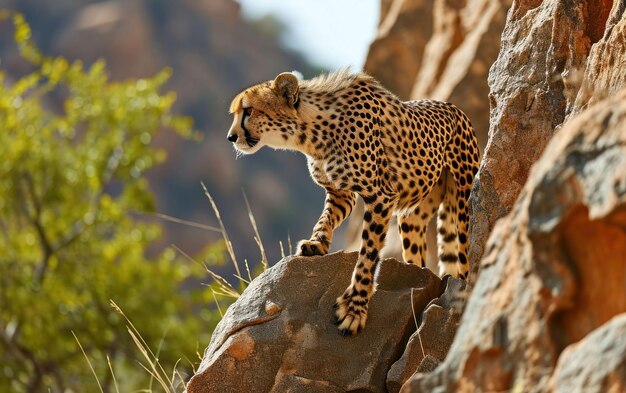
[227,70,479,335]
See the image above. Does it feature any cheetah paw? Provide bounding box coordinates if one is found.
[296,239,328,256]
[333,290,368,336]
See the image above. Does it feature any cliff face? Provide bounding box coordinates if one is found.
[405,87,626,392]
[366,0,511,149]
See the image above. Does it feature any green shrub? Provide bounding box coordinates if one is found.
[0,13,221,392]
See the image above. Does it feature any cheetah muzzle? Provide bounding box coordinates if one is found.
[227,70,479,335]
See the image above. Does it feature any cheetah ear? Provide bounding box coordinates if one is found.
[273,72,299,109]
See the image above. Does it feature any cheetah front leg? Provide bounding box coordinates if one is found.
[335,198,392,335]
[296,189,356,256]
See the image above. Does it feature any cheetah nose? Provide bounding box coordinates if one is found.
[227,133,238,143]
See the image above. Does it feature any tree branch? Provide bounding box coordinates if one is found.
[21,174,53,283]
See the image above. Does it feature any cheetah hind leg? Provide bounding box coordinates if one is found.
[437,170,462,278]
[398,174,444,267]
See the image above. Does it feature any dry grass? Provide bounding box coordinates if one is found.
[73,331,105,393]
[111,300,186,393]
[410,288,426,360]
[172,244,240,299]
[106,355,120,393]
[242,190,268,270]
[201,182,241,278]
[76,183,273,392]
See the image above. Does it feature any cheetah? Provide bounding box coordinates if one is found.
[227,70,479,335]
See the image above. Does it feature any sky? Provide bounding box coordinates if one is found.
[236,0,380,70]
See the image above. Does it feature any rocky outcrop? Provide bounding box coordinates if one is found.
[399,1,626,390]
[386,277,464,392]
[187,252,447,393]
[403,88,626,392]
[469,0,626,269]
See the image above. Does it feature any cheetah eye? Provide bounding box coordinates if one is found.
[243,107,253,117]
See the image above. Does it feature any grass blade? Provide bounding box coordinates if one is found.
[110,301,174,392]
[139,211,221,232]
[279,240,286,260]
[242,190,268,270]
[211,289,223,318]
[410,288,425,359]
[288,231,293,255]
[244,258,252,283]
[172,244,240,298]
[201,182,241,277]
[72,331,104,393]
[106,355,120,393]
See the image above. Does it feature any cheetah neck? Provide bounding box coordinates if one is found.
[287,89,345,160]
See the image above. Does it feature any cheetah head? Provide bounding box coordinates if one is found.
[227,72,300,155]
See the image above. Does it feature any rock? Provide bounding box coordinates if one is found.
[365,0,435,100]
[186,251,443,393]
[387,277,465,393]
[549,314,626,393]
[414,355,440,374]
[402,88,626,392]
[469,0,626,269]
[570,1,624,115]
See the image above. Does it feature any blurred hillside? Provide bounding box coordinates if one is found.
[0,0,326,268]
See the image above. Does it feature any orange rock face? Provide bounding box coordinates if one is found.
[549,314,626,393]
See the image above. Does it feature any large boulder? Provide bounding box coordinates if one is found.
[186,252,445,393]
[402,87,626,392]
